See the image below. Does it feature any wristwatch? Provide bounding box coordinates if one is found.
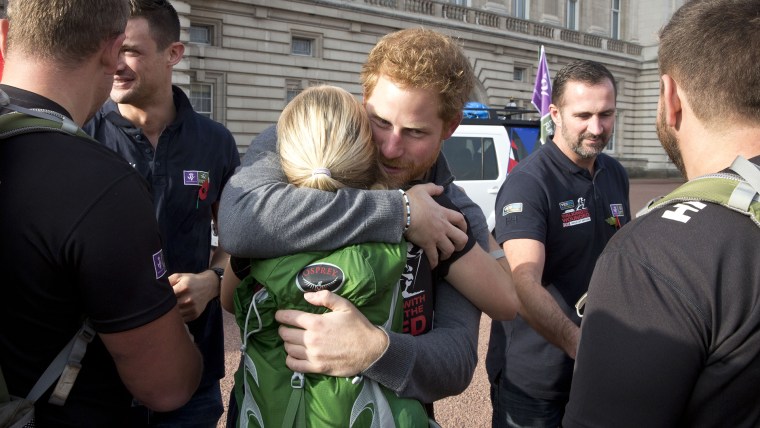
[210,267,224,284]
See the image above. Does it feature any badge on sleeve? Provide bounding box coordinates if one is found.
[152,249,167,279]
[502,203,523,216]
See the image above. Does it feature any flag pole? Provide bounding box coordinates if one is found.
[531,45,553,145]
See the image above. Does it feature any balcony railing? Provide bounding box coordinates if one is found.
[362,0,641,56]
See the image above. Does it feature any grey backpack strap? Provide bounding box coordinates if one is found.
[727,156,760,211]
[26,320,96,405]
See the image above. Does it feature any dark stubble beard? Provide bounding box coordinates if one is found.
[656,107,687,178]
[560,123,610,160]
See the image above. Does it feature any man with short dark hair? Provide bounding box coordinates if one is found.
[488,59,630,427]
[0,0,202,426]
[564,0,760,426]
[85,1,240,426]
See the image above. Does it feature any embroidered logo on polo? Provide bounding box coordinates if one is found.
[295,263,345,293]
[183,170,209,185]
[184,170,211,205]
[561,197,591,228]
[502,203,523,216]
[152,249,167,279]
[610,203,625,217]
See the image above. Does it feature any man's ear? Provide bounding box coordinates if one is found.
[167,41,184,67]
[549,104,561,128]
[102,33,126,75]
[442,111,463,140]
[660,74,681,127]
[0,19,9,60]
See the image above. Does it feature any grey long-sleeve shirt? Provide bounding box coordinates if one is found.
[218,125,488,403]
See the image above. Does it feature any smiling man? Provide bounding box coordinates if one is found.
[84,1,240,426]
[488,60,630,427]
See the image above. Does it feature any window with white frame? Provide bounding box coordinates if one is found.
[605,110,621,153]
[285,79,325,104]
[189,83,213,118]
[189,24,212,45]
[611,0,621,39]
[188,18,221,46]
[286,79,303,103]
[291,37,313,56]
[291,31,322,58]
[449,0,467,5]
[567,0,579,30]
[513,67,526,82]
[512,0,528,19]
[188,71,225,122]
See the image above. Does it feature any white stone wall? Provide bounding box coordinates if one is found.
[169,0,680,175]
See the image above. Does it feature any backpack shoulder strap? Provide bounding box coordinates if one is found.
[727,155,760,211]
[25,320,96,405]
[0,89,94,141]
[638,156,760,228]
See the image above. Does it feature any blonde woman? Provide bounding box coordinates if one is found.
[221,86,518,427]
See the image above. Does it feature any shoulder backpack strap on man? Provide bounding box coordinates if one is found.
[638,156,760,228]
[0,320,95,427]
[0,89,94,141]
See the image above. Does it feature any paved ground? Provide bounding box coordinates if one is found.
[217,178,684,427]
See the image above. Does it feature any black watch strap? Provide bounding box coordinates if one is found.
[210,267,224,283]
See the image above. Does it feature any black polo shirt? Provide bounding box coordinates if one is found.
[84,86,240,387]
[490,136,630,400]
[495,137,630,306]
[565,157,760,427]
[0,85,176,426]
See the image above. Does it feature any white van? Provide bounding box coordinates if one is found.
[441,109,541,231]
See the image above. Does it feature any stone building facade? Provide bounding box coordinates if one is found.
[0,0,687,176]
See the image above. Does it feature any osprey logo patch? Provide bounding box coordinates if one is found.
[296,263,345,293]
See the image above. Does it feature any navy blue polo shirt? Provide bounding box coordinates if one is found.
[84,86,241,386]
[491,136,630,400]
[495,137,630,307]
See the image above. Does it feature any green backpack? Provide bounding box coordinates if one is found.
[638,156,760,228]
[231,242,432,428]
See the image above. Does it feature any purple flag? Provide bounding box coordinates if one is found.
[531,45,553,145]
